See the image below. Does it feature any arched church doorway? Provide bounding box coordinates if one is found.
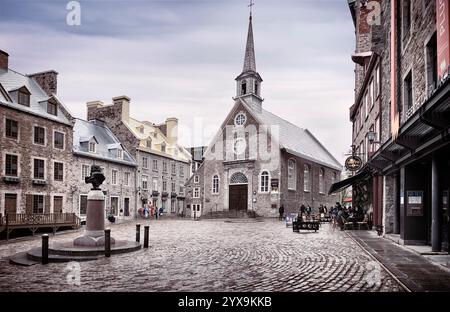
[229,172,248,214]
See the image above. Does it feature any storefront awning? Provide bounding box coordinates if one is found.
[328,169,371,195]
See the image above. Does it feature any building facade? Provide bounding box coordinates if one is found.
[0,50,76,217]
[185,14,341,218]
[73,118,137,221]
[341,0,450,252]
[86,96,191,215]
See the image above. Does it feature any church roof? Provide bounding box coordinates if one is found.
[243,15,256,72]
[241,99,342,171]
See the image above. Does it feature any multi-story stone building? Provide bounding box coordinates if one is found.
[86,96,191,215]
[72,118,137,222]
[0,50,76,217]
[188,146,207,173]
[185,13,341,218]
[339,0,450,253]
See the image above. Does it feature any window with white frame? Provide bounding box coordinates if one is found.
[153,159,158,171]
[179,164,184,177]
[303,164,310,192]
[124,172,130,186]
[33,195,44,214]
[5,118,18,139]
[117,149,122,159]
[369,79,374,108]
[194,175,199,184]
[81,164,90,181]
[171,182,176,192]
[34,126,45,145]
[193,187,200,198]
[376,65,381,97]
[142,175,148,190]
[319,168,325,194]
[161,143,166,153]
[89,142,96,153]
[163,180,167,192]
[152,178,158,191]
[171,162,176,174]
[179,185,185,196]
[288,159,296,190]
[33,158,45,180]
[111,169,118,185]
[5,154,18,176]
[163,161,167,173]
[260,171,269,193]
[54,162,64,181]
[53,131,64,150]
[142,156,148,169]
[212,175,219,194]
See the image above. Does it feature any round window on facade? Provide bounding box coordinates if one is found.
[234,113,246,126]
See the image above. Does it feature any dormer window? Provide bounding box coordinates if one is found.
[117,149,123,159]
[241,81,247,95]
[146,139,152,148]
[47,100,57,116]
[18,90,30,106]
[161,143,166,153]
[89,142,96,153]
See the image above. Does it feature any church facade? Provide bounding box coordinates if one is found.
[185,14,341,218]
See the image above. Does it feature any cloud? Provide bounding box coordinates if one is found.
[0,0,355,164]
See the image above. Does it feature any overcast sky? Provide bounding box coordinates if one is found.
[0,0,355,164]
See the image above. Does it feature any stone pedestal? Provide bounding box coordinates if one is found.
[74,189,116,246]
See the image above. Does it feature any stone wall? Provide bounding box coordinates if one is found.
[0,106,75,215]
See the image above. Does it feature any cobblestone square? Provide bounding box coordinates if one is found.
[0,219,404,292]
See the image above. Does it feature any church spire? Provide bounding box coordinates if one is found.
[235,1,263,107]
[243,12,256,72]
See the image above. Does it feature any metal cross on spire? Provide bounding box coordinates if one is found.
[248,0,255,17]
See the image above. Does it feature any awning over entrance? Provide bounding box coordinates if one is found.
[328,169,371,195]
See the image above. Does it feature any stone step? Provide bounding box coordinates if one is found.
[9,252,39,266]
[26,248,99,263]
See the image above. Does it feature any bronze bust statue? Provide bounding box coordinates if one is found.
[85,165,105,190]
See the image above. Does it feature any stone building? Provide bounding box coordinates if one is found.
[0,50,76,216]
[86,96,191,215]
[72,118,137,222]
[338,0,449,253]
[185,13,341,218]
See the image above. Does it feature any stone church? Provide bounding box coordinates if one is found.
[185,13,341,218]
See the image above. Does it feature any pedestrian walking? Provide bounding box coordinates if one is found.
[279,205,285,221]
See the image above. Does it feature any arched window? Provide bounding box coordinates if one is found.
[212,175,219,194]
[230,172,248,184]
[319,168,325,194]
[288,159,297,190]
[303,164,310,192]
[241,81,247,95]
[260,171,269,193]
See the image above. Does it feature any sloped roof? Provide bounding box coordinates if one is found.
[241,99,342,171]
[0,69,71,125]
[73,119,137,166]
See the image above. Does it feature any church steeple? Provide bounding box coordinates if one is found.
[235,7,263,107]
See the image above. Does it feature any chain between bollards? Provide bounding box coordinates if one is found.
[42,234,49,265]
[105,229,111,258]
[136,223,141,243]
[144,225,149,248]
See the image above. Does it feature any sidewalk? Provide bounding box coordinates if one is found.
[347,230,450,292]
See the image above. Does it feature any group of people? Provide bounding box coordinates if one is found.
[278,204,329,221]
[330,202,366,229]
[138,204,163,219]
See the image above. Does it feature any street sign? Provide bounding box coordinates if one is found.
[345,155,362,171]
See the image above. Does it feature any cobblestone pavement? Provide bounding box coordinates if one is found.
[0,219,404,292]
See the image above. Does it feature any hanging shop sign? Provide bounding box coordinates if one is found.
[406,190,424,217]
[345,155,363,172]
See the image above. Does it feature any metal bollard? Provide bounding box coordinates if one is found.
[42,234,49,265]
[144,225,149,248]
[105,229,111,258]
[136,223,141,242]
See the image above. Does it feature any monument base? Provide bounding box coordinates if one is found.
[74,235,116,247]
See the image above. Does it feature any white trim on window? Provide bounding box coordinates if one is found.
[124,171,130,187]
[111,169,118,185]
[194,175,200,184]
[259,170,270,193]
[3,116,20,142]
[31,157,47,180]
[212,175,219,194]
[52,130,65,150]
[32,124,47,147]
[193,187,200,199]
[2,151,21,177]
[52,160,65,182]
[288,159,297,190]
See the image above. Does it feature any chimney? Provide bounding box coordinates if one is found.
[27,70,58,96]
[86,101,104,121]
[165,117,178,144]
[0,50,9,71]
[112,95,130,123]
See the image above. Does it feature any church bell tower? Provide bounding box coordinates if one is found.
[235,9,263,109]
